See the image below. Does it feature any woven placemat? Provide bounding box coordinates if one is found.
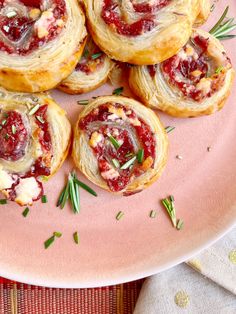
[0,278,144,314]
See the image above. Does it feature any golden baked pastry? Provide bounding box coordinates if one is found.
[58,35,114,94]
[194,0,211,26]
[83,0,201,65]
[0,0,87,92]
[73,95,168,195]
[0,89,71,206]
[129,29,235,117]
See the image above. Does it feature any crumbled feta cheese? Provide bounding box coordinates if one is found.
[89,131,103,148]
[0,168,14,190]
[15,177,41,205]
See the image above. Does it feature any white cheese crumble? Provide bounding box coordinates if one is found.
[101,168,119,180]
[89,132,103,148]
[15,177,41,205]
[34,9,55,39]
[0,168,14,190]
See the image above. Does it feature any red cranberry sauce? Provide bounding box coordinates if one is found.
[0,110,28,161]
[160,35,227,101]
[0,0,66,55]
[79,103,156,192]
[76,40,105,75]
[101,0,169,36]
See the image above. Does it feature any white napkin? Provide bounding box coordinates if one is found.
[134,227,236,314]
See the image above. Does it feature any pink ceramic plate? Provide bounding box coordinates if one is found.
[0,1,236,288]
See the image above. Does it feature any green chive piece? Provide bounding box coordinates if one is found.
[11,125,16,134]
[113,87,124,95]
[137,149,144,164]
[3,113,8,118]
[121,156,137,170]
[176,219,184,230]
[4,133,9,140]
[74,179,97,197]
[0,199,7,205]
[165,126,175,133]
[215,66,224,74]
[1,119,7,125]
[44,235,55,249]
[29,104,40,116]
[60,181,70,209]
[41,176,49,182]
[69,174,80,214]
[91,52,103,60]
[112,158,120,168]
[53,231,62,238]
[161,196,177,228]
[22,207,30,217]
[82,48,89,58]
[116,211,124,221]
[36,116,45,124]
[109,135,120,149]
[41,195,48,203]
[73,232,80,244]
[77,99,89,105]
[150,210,157,218]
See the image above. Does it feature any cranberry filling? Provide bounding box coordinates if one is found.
[0,0,66,55]
[35,105,52,152]
[0,110,28,161]
[79,103,156,192]
[101,0,170,36]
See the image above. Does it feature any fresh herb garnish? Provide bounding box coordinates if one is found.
[116,211,124,220]
[36,116,45,124]
[41,195,48,203]
[4,133,9,140]
[73,231,80,244]
[11,125,16,134]
[109,135,120,149]
[22,207,29,217]
[215,66,224,74]
[0,199,7,205]
[209,6,236,40]
[77,99,89,105]
[91,52,103,60]
[120,156,137,170]
[1,119,7,125]
[82,48,89,58]
[161,196,184,230]
[113,87,124,95]
[112,158,120,168]
[29,104,40,116]
[44,235,55,249]
[165,126,175,133]
[150,210,157,218]
[125,152,134,158]
[53,231,62,238]
[137,149,144,163]
[69,173,80,214]
[74,179,97,197]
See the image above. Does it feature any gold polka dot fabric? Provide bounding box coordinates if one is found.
[134,228,236,314]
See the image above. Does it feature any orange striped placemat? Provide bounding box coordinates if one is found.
[0,278,144,314]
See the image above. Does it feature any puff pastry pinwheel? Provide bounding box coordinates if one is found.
[73,96,168,195]
[129,29,235,117]
[83,0,201,65]
[0,89,71,206]
[194,0,211,26]
[0,0,87,92]
[58,35,114,94]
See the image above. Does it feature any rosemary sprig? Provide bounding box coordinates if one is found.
[209,6,236,40]
[161,195,184,231]
[74,179,97,197]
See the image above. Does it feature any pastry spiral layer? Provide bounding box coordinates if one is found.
[0,89,71,205]
[129,29,235,117]
[58,35,114,94]
[83,0,201,65]
[73,96,168,195]
[0,0,87,92]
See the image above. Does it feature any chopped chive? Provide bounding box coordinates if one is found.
[109,135,120,149]
[137,149,144,163]
[165,126,175,133]
[53,231,62,238]
[44,235,55,249]
[215,66,224,74]
[91,52,103,60]
[176,219,184,230]
[77,99,89,105]
[82,48,89,58]
[36,116,45,124]
[3,113,8,118]
[60,181,70,209]
[41,176,49,182]
[116,211,124,220]
[29,104,40,115]
[74,179,97,197]
[22,207,30,217]
[73,231,80,244]
[11,125,16,134]
[41,195,48,203]
[125,152,134,158]
[150,210,157,218]
[0,199,7,205]
[120,156,137,170]
[112,158,120,168]
[4,133,9,140]
[113,87,124,95]
[1,119,7,125]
